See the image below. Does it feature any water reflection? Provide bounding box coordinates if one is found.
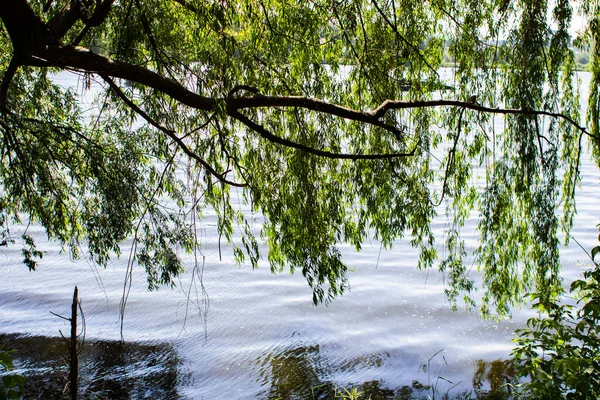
[259,344,334,399]
[0,333,182,399]
[1,333,521,399]
[258,344,518,400]
[472,359,518,400]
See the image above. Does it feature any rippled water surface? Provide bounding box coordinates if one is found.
[0,73,598,399]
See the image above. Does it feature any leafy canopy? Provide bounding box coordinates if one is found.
[0,0,598,314]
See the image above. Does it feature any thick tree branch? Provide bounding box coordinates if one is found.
[226,95,407,138]
[11,42,596,149]
[0,0,53,57]
[48,0,115,40]
[0,58,19,115]
[227,95,592,140]
[72,0,116,45]
[48,4,80,39]
[83,0,116,27]
[31,45,217,111]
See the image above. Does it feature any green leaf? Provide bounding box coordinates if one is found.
[592,246,600,261]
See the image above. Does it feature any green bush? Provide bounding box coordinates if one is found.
[511,240,600,399]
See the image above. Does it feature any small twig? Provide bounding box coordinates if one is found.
[535,115,545,165]
[568,233,595,264]
[434,106,465,207]
[370,0,441,79]
[50,311,71,321]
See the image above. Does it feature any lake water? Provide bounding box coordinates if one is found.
[0,72,598,399]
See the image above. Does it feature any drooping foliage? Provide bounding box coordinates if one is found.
[511,235,600,398]
[0,0,597,313]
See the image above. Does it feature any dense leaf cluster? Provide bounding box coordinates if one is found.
[0,0,598,312]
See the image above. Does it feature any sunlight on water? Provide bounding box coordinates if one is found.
[0,71,598,398]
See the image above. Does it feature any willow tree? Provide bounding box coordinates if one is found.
[0,0,597,314]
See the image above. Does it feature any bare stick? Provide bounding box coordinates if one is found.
[70,286,78,400]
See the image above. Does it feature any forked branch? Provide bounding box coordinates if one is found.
[101,75,246,187]
[371,99,591,137]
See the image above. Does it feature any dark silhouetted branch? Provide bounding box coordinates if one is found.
[228,108,417,160]
[370,99,592,137]
[0,58,18,114]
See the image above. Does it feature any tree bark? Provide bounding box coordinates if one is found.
[70,286,78,400]
[0,0,54,59]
